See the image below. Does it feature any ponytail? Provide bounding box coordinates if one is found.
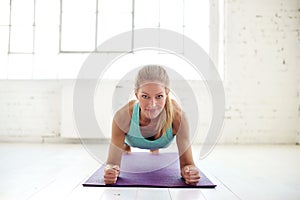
[161,94,174,136]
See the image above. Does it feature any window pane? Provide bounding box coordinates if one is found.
[10,26,34,53]
[134,0,159,28]
[11,0,35,26]
[97,12,132,51]
[160,0,183,33]
[0,0,10,25]
[184,0,209,53]
[159,0,184,54]
[62,0,96,12]
[0,27,9,53]
[61,13,96,51]
[97,0,132,51]
[35,0,60,26]
[99,0,132,12]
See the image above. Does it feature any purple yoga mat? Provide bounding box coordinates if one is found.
[83,152,216,188]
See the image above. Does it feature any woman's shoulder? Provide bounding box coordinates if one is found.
[115,100,136,118]
[171,99,188,133]
[113,100,136,129]
[171,99,182,119]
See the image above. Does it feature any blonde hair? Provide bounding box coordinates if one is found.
[135,65,174,135]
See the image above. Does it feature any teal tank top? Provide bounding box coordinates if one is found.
[125,102,174,150]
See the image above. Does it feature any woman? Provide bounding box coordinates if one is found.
[104,65,200,185]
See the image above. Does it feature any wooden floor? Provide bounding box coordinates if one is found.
[0,143,299,200]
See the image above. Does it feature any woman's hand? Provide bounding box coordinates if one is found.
[104,164,120,185]
[181,165,200,185]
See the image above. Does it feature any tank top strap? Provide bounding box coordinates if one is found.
[132,102,140,123]
[127,102,140,137]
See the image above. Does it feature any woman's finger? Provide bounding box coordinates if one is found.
[185,180,199,185]
[186,174,200,180]
[104,173,117,179]
[187,170,199,176]
[104,164,120,185]
[183,165,199,176]
[185,175,200,182]
[185,174,200,183]
[108,168,119,174]
[105,165,120,175]
[104,178,117,185]
[104,172,118,184]
[184,166,190,174]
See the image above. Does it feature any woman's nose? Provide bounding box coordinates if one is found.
[150,98,156,107]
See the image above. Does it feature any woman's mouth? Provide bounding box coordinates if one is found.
[145,108,156,112]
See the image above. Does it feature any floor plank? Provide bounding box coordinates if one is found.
[100,188,137,200]
[169,188,206,200]
[136,188,171,200]
[199,168,241,200]
[66,187,105,200]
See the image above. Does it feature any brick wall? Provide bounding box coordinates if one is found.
[0,81,61,141]
[222,0,300,143]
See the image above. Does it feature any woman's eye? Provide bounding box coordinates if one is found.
[141,95,148,99]
[156,95,164,99]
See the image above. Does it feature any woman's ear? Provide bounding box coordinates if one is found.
[165,88,170,95]
[135,92,138,100]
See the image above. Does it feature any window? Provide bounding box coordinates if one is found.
[0,0,36,54]
[0,0,223,79]
[60,0,210,55]
[60,0,133,52]
[0,0,10,54]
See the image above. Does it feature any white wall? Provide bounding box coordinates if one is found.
[0,81,61,142]
[222,0,300,143]
[0,0,299,144]
[298,60,300,144]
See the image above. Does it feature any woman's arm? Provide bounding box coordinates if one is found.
[173,101,200,185]
[104,101,133,184]
[106,116,127,166]
[104,114,125,185]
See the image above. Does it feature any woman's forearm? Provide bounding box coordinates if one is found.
[106,142,123,166]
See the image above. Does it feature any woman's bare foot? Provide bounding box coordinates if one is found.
[150,149,159,154]
[123,144,131,154]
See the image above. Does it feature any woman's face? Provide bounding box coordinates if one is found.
[136,82,167,120]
